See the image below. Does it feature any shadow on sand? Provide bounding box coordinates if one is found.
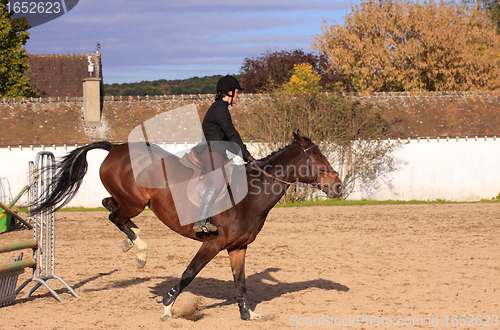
[150,267,349,311]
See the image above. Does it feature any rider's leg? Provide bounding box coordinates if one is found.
[193,148,224,233]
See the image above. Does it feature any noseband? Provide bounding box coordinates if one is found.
[251,143,339,190]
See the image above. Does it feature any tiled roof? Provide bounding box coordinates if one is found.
[355,91,500,138]
[24,53,101,97]
[0,92,499,147]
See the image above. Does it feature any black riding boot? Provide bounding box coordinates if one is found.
[193,188,219,233]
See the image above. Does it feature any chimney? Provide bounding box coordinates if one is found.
[83,54,101,126]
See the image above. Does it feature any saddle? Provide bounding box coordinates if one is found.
[179,148,233,207]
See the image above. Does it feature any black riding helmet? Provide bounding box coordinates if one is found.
[216,75,244,105]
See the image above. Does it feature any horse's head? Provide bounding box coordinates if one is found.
[292,131,344,199]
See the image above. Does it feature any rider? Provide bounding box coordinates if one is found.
[192,75,255,233]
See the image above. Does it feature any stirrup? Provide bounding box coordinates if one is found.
[193,218,218,233]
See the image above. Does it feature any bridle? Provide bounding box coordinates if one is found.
[251,143,340,191]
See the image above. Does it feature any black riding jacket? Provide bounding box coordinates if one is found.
[197,100,252,161]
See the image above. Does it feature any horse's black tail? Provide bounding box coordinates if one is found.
[29,141,115,216]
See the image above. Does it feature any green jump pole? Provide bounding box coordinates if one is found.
[7,185,29,209]
[0,258,36,274]
[0,202,33,229]
[0,240,37,254]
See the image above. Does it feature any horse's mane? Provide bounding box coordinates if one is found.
[257,143,290,163]
[255,136,314,164]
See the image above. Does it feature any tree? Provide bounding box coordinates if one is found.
[239,49,337,93]
[282,63,323,96]
[238,68,399,200]
[313,0,500,92]
[103,75,222,96]
[0,0,37,97]
[464,0,500,33]
[483,0,500,32]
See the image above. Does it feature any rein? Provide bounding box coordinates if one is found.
[250,144,339,190]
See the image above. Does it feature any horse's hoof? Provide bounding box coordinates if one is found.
[161,304,174,321]
[249,310,267,322]
[135,256,146,269]
[122,239,134,252]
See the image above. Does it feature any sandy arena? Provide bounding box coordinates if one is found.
[0,203,499,329]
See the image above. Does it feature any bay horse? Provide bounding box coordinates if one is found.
[30,130,344,321]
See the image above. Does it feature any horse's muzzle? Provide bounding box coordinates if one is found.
[325,182,344,199]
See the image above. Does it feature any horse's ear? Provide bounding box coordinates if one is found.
[293,130,307,146]
[293,129,304,138]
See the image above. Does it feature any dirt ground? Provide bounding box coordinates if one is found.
[0,203,499,329]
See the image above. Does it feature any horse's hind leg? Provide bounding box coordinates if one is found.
[228,247,266,321]
[119,220,141,253]
[104,198,148,268]
[111,211,147,268]
[102,197,118,212]
[103,197,138,253]
[161,241,221,321]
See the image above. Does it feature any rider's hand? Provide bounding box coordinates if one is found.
[247,155,255,163]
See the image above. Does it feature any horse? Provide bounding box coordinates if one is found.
[30,130,344,321]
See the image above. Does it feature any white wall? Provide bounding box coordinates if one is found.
[348,137,500,201]
[1,137,499,207]
[0,143,198,208]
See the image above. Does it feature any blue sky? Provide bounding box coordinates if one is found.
[24,0,358,84]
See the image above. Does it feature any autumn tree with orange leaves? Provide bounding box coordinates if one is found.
[313,0,500,92]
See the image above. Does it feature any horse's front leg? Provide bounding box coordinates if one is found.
[228,247,266,321]
[161,241,221,321]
